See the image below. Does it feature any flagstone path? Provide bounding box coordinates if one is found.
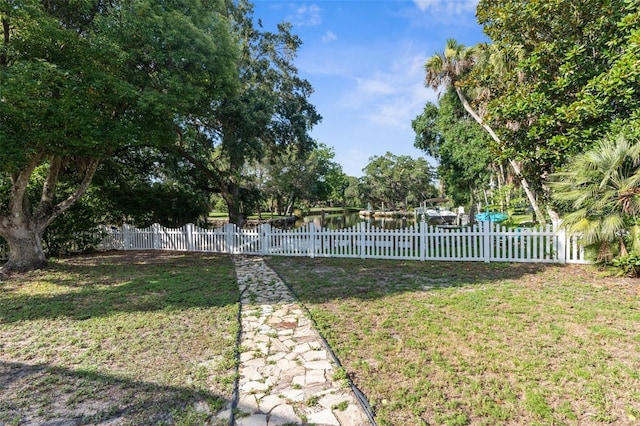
[229,256,372,426]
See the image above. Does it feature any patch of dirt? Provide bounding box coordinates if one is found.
[60,250,207,266]
[312,266,346,274]
[277,321,298,329]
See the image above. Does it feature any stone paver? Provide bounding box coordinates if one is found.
[231,256,372,426]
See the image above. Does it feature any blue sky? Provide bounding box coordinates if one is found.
[252,0,486,177]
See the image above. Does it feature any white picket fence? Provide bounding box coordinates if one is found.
[98,221,588,264]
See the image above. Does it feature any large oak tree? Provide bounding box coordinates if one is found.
[175,0,321,226]
[361,152,436,211]
[0,0,238,274]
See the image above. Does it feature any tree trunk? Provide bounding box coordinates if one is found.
[285,194,295,216]
[174,142,247,227]
[468,184,476,224]
[546,206,561,228]
[1,223,47,273]
[454,87,546,224]
[507,159,545,223]
[0,155,99,275]
[275,195,283,216]
[226,200,243,227]
[223,181,244,227]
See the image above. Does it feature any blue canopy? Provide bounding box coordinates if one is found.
[475,212,508,222]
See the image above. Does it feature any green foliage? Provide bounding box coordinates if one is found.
[0,0,239,271]
[210,195,229,213]
[424,38,474,91]
[176,0,321,224]
[412,89,493,207]
[550,132,640,263]
[324,162,349,207]
[1,0,236,168]
[361,152,436,210]
[343,176,364,208]
[92,149,212,228]
[261,143,340,214]
[476,0,640,192]
[612,253,640,277]
[42,198,106,257]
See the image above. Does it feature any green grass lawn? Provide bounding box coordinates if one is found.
[0,252,239,425]
[266,257,640,426]
[2,252,639,425]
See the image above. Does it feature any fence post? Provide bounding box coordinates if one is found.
[483,220,491,263]
[224,223,235,254]
[360,222,366,259]
[309,222,316,258]
[556,222,566,264]
[420,220,427,261]
[122,224,130,250]
[186,223,194,251]
[151,223,160,250]
[260,223,270,255]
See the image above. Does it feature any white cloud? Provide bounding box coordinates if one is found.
[364,81,434,128]
[365,101,412,127]
[298,43,371,77]
[413,0,477,14]
[335,48,437,129]
[288,4,322,27]
[355,77,396,97]
[321,30,337,43]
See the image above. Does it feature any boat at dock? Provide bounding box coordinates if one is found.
[415,207,458,225]
[358,210,408,218]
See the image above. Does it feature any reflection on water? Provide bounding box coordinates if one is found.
[293,212,418,230]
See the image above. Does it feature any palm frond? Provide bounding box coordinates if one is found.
[601,214,626,240]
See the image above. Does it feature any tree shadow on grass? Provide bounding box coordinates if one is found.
[0,360,229,425]
[265,257,595,303]
[0,251,239,323]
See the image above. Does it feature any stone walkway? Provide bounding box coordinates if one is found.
[231,256,372,426]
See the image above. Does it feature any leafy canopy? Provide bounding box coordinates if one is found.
[476,0,639,183]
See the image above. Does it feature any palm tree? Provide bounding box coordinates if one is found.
[550,134,640,262]
[425,39,546,224]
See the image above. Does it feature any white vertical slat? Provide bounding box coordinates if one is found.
[482,221,491,263]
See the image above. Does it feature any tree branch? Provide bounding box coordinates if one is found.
[1,17,9,66]
[174,144,226,193]
[9,153,45,219]
[38,156,63,214]
[41,159,100,229]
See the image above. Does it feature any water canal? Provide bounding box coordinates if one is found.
[292,211,418,230]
